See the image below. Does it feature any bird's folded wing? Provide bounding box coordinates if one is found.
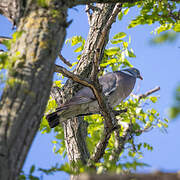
[99,72,117,96]
[59,72,118,108]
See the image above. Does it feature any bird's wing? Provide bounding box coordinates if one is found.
[62,86,95,107]
[99,72,117,96]
[61,72,118,107]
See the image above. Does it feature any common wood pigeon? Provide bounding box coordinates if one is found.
[46,68,143,128]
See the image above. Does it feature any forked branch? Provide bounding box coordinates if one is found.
[55,3,123,165]
[109,86,161,163]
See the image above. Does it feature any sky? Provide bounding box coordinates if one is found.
[0,4,180,180]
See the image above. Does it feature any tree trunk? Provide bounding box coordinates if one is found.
[0,0,120,179]
[51,3,117,180]
[0,1,68,179]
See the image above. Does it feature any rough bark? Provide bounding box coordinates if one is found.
[50,3,117,180]
[0,0,171,179]
[0,1,68,179]
[0,0,23,26]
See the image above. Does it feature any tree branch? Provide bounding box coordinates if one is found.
[0,0,22,26]
[0,36,11,44]
[87,128,114,165]
[71,0,179,6]
[138,86,160,101]
[109,86,161,162]
[51,5,119,177]
[0,1,68,179]
[55,64,93,87]
[85,5,92,25]
[87,3,123,164]
[55,64,115,128]
[91,3,122,82]
[109,128,122,162]
[58,53,72,67]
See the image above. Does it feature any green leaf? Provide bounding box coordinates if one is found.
[0,52,8,69]
[151,31,177,44]
[113,32,127,39]
[37,0,49,8]
[174,22,180,32]
[30,165,35,174]
[137,143,142,151]
[66,36,85,47]
[150,96,158,103]
[18,174,26,180]
[2,40,11,50]
[100,58,117,67]
[124,8,129,15]
[71,36,81,46]
[128,49,136,58]
[123,42,128,48]
[104,47,120,56]
[110,39,123,44]
[74,46,83,52]
[156,24,173,34]
[118,12,123,21]
[12,31,24,41]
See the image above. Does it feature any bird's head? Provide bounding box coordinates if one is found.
[123,67,143,80]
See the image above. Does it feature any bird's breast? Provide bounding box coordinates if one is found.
[109,77,136,107]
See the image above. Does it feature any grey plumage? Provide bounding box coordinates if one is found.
[46,68,142,128]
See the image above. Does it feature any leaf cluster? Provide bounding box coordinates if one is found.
[39,24,169,175]
[128,0,179,31]
[38,2,173,177]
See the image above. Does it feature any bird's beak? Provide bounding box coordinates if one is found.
[138,75,143,80]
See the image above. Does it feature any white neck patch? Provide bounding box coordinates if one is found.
[121,70,135,77]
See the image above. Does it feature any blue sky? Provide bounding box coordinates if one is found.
[0,4,180,180]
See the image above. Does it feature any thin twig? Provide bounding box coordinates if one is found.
[138,86,160,101]
[85,5,92,25]
[58,53,72,67]
[86,4,100,12]
[55,64,92,86]
[109,86,161,163]
[113,109,127,116]
[0,36,11,43]
[85,4,100,25]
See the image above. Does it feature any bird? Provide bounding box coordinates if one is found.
[46,67,143,128]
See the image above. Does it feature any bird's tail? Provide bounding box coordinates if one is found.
[46,107,65,128]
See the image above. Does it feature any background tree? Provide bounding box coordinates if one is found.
[0,0,179,180]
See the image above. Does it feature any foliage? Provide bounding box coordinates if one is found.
[19,165,40,180]
[0,31,24,74]
[1,0,178,178]
[127,0,180,44]
[37,0,50,8]
[100,32,135,71]
[169,85,180,119]
[39,32,168,176]
[150,31,178,44]
[128,1,179,31]
[37,0,180,176]
[65,36,85,61]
